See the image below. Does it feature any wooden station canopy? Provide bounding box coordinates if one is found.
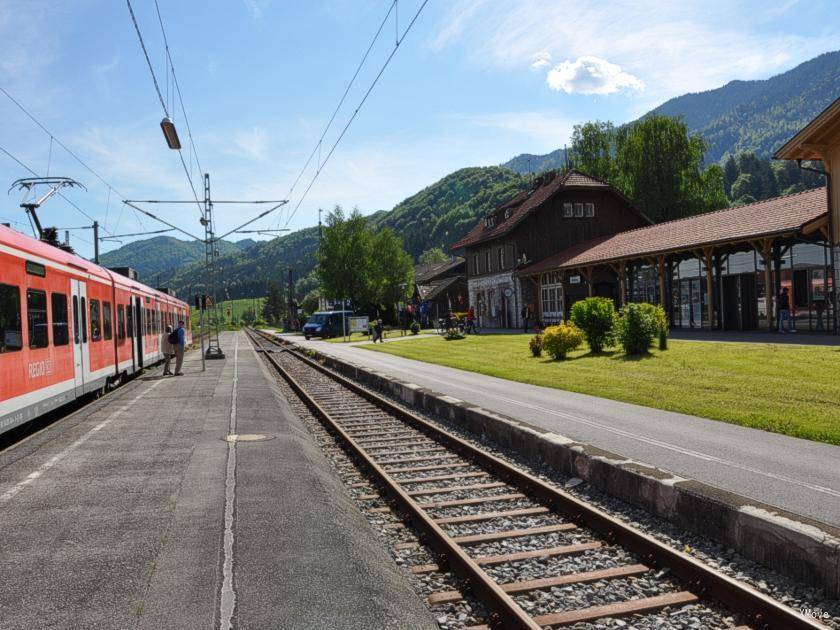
[518,187,829,329]
[774,96,840,243]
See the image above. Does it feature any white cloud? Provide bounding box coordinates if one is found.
[93,57,119,74]
[230,126,270,162]
[545,56,644,95]
[241,0,271,20]
[530,51,552,71]
[450,111,575,151]
[432,0,840,105]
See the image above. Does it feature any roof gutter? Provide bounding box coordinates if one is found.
[797,160,835,333]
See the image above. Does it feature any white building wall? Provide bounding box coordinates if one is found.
[467,271,524,329]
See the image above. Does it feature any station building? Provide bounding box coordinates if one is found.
[454,97,840,333]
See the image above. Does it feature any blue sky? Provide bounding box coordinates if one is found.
[1,0,838,259]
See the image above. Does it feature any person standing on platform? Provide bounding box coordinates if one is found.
[778,287,794,333]
[162,325,176,375]
[174,319,187,375]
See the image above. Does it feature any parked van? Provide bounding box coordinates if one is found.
[303,310,353,340]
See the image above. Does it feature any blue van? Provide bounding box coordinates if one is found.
[303,311,353,340]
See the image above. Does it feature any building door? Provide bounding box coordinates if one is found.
[740,274,758,330]
[134,297,144,367]
[722,276,740,330]
[70,279,89,397]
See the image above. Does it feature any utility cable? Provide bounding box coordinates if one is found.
[283,0,428,228]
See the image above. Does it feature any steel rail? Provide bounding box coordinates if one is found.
[246,329,539,629]
[248,328,825,630]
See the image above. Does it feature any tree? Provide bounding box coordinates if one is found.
[730,173,755,201]
[722,154,738,197]
[372,228,414,310]
[317,206,376,309]
[418,246,449,265]
[614,115,726,221]
[262,281,285,324]
[295,269,320,300]
[570,121,617,183]
[301,290,320,315]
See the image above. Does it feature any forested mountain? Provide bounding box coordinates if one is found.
[501,148,567,176]
[368,167,527,258]
[646,50,840,162]
[98,235,251,284]
[103,50,838,300]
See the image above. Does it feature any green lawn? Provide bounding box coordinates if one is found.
[360,335,840,445]
[217,298,265,325]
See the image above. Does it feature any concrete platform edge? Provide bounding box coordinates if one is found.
[288,340,840,599]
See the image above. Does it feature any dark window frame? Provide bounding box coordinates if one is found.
[0,283,23,354]
[103,301,112,341]
[89,299,102,342]
[27,288,49,349]
[51,293,69,346]
[117,305,126,341]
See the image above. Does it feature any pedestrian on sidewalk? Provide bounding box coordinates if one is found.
[375,318,384,343]
[174,319,186,375]
[162,325,176,375]
[778,287,794,333]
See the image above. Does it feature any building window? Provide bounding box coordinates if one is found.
[103,301,112,341]
[473,255,479,274]
[504,208,511,219]
[585,202,595,217]
[540,272,563,323]
[485,250,491,273]
[90,299,102,341]
[0,283,23,353]
[498,247,505,270]
[563,202,573,217]
[574,203,584,217]
[52,293,69,346]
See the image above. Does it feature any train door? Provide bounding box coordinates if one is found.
[70,279,90,397]
[134,297,144,368]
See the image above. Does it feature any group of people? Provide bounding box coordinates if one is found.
[162,320,187,376]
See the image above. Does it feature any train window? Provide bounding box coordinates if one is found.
[145,308,151,336]
[126,304,133,339]
[27,289,49,349]
[103,301,112,341]
[0,283,23,353]
[89,300,101,342]
[73,296,80,344]
[117,305,126,341]
[81,297,88,343]
[51,293,69,346]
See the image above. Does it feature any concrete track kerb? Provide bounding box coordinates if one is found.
[283,339,840,599]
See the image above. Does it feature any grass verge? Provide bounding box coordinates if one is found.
[361,334,840,445]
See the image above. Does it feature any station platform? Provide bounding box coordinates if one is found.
[0,330,435,629]
[278,332,840,529]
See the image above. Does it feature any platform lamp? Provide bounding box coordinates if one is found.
[160,117,182,150]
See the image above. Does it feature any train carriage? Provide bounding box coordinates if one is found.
[0,224,191,435]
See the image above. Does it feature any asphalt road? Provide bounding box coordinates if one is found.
[283,334,840,528]
[0,331,434,630]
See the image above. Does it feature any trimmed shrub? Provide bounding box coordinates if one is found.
[638,302,669,350]
[569,297,616,352]
[443,328,465,341]
[542,323,583,360]
[529,334,543,357]
[410,321,421,335]
[615,303,658,355]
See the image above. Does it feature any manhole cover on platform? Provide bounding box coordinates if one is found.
[223,434,274,443]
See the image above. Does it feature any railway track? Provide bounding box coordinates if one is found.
[246,328,824,630]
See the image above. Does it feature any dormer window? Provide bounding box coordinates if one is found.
[484,215,496,228]
[504,208,511,219]
[563,202,573,217]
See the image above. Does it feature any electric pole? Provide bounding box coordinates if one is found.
[93,221,100,264]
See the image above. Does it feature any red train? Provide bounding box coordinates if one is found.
[0,224,192,436]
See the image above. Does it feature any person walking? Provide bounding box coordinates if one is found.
[375,318,384,343]
[162,325,176,375]
[778,287,794,333]
[521,305,530,333]
[174,319,187,375]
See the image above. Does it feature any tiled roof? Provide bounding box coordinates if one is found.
[518,187,828,275]
[451,169,634,250]
[414,257,464,283]
[417,275,462,300]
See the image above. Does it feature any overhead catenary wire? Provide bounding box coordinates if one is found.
[282,0,428,229]
[125,0,205,220]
